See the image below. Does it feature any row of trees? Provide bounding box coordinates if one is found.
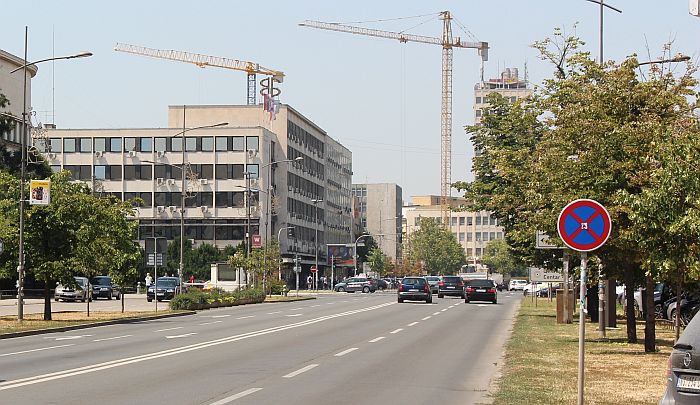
[454,29,700,350]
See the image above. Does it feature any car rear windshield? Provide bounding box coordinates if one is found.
[467,280,495,287]
[442,276,462,283]
[426,276,440,281]
[156,279,178,287]
[402,278,426,286]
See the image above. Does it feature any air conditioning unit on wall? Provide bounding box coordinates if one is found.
[199,178,208,185]
[128,150,136,157]
[156,206,165,213]
[168,205,177,212]
[200,206,209,213]
[167,179,176,186]
[94,151,103,158]
[157,178,165,186]
[157,151,165,158]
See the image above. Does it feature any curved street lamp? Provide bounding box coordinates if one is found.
[12,26,92,321]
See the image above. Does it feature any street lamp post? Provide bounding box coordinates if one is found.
[277,225,294,282]
[354,233,384,276]
[311,199,323,291]
[583,0,622,65]
[171,116,228,293]
[10,27,92,320]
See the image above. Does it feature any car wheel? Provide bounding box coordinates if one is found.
[426,296,432,304]
[492,298,497,304]
[670,309,677,324]
[362,286,370,293]
[54,297,59,302]
[107,294,112,300]
[81,297,86,303]
[337,287,345,292]
[465,298,470,303]
[654,304,664,319]
[147,297,152,302]
[398,298,404,303]
[438,294,444,299]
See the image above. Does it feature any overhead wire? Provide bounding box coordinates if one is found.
[452,17,481,42]
[330,12,439,25]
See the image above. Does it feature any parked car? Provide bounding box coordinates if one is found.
[91,276,121,300]
[375,279,389,290]
[397,277,432,303]
[509,279,527,291]
[623,283,672,319]
[333,277,376,293]
[522,282,547,296]
[659,310,700,404]
[667,292,700,327]
[425,276,441,294]
[54,277,91,302]
[465,279,497,304]
[438,276,465,299]
[147,277,180,302]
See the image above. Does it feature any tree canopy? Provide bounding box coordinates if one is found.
[404,217,466,275]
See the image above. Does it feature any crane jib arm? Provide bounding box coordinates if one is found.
[299,21,488,61]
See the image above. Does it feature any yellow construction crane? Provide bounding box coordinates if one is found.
[114,43,284,105]
[300,12,488,224]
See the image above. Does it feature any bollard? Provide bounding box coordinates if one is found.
[137,282,141,295]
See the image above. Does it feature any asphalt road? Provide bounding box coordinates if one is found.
[0,291,521,405]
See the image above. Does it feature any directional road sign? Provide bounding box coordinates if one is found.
[310,266,317,273]
[557,199,611,252]
[535,231,560,249]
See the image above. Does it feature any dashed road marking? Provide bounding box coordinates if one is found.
[267,311,282,315]
[422,316,432,321]
[407,322,419,327]
[236,316,255,320]
[199,321,223,326]
[286,314,303,317]
[154,327,183,333]
[165,333,197,339]
[390,328,403,334]
[441,308,448,312]
[0,344,74,357]
[209,388,263,404]
[432,312,441,316]
[369,337,385,343]
[93,335,132,342]
[335,348,359,357]
[283,364,319,378]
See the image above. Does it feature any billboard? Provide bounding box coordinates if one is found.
[327,244,354,266]
[29,179,50,205]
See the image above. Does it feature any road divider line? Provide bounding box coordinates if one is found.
[432,312,441,316]
[0,344,75,357]
[422,316,432,320]
[283,364,319,378]
[0,302,395,391]
[154,327,183,332]
[165,333,197,339]
[267,311,282,315]
[310,304,321,308]
[286,314,303,317]
[93,335,132,342]
[211,315,231,318]
[441,308,448,312]
[236,316,255,320]
[199,321,223,326]
[369,337,385,343]
[290,308,303,311]
[390,328,403,334]
[407,322,419,327]
[334,348,358,357]
[209,388,262,405]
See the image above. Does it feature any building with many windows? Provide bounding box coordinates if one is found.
[43,104,353,271]
[473,67,532,124]
[403,196,503,272]
[351,183,403,261]
[0,49,36,149]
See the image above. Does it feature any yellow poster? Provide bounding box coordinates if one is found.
[29,179,50,205]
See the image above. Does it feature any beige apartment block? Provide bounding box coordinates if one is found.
[0,49,36,149]
[351,183,403,261]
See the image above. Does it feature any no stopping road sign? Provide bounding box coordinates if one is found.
[557,199,611,252]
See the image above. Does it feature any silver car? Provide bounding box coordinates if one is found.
[660,311,700,404]
[333,277,376,293]
[54,277,91,302]
[425,276,440,294]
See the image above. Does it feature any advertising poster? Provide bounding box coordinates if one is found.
[327,244,354,266]
[29,179,50,205]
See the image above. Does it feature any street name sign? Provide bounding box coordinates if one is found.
[530,268,564,283]
[557,199,611,252]
[535,231,560,249]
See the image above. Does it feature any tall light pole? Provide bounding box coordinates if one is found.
[583,0,622,65]
[10,27,92,320]
[311,199,323,291]
[354,233,384,276]
[170,117,228,292]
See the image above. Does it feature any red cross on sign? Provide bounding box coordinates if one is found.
[557,199,611,252]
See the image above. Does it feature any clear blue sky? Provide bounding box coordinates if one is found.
[2,1,699,201]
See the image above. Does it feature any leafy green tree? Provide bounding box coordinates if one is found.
[366,246,388,276]
[404,217,466,275]
[482,239,522,279]
[187,243,220,281]
[0,91,11,135]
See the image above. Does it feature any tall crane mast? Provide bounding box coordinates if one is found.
[300,12,488,224]
[114,43,284,105]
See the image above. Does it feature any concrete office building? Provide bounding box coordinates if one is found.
[44,104,353,271]
[474,67,533,124]
[403,196,504,272]
[0,49,36,149]
[351,183,402,261]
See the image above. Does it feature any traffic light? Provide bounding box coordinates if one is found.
[287,227,295,238]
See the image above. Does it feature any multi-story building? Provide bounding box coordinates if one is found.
[474,67,532,124]
[403,195,504,272]
[351,183,402,261]
[0,49,36,149]
[43,104,353,271]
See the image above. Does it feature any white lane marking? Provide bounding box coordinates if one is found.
[290,308,303,311]
[199,321,223,326]
[326,302,334,304]
[477,304,491,307]
[390,328,403,334]
[286,314,303,317]
[211,315,231,318]
[267,311,282,315]
[0,344,75,357]
[93,335,132,342]
[165,333,197,339]
[154,327,183,333]
[407,322,419,327]
[283,364,319,378]
[432,312,441,316]
[0,302,395,391]
[209,388,263,405]
[51,335,92,341]
[334,348,359,357]
[441,308,448,312]
[369,337,385,343]
[422,316,432,320]
[310,304,321,308]
[236,316,255,320]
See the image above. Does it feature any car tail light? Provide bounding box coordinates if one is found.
[424,284,430,293]
[398,284,404,292]
[488,289,496,293]
[438,281,445,286]
[466,287,475,293]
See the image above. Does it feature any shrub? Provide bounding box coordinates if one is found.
[168,287,265,310]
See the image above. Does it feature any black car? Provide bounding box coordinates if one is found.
[438,276,464,298]
[147,277,180,302]
[465,279,497,304]
[91,276,121,300]
[660,311,700,404]
[398,277,432,303]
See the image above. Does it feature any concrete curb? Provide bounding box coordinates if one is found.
[0,310,196,340]
[263,296,316,303]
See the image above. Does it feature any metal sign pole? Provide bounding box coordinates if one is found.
[563,251,571,323]
[578,251,588,405]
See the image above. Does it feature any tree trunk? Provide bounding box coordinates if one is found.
[644,275,656,353]
[675,269,683,343]
[43,276,52,321]
[624,269,637,343]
